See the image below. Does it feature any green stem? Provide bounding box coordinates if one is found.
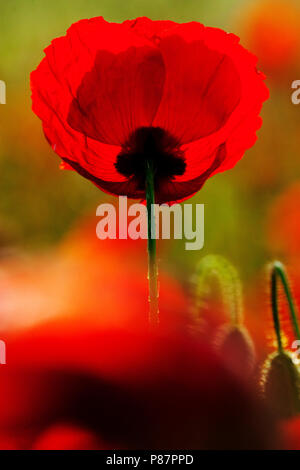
[271,266,283,353]
[146,161,159,326]
[271,261,300,349]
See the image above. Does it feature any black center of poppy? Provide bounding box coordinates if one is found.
[115,127,186,191]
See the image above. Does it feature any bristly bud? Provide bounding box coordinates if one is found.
[261,351,300,419]
[193,255,256,375]
[193,255,243,326]
[215,324,255,377]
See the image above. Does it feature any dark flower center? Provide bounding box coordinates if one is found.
[115,127,186,191]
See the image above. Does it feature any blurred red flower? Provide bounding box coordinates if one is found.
[242,0,300,81]
[281,417,300,449]
[0,324,279,450]
[267,182,300,258]
[32,424,104,450]
[31,17,268,204]
[0,215,188,331]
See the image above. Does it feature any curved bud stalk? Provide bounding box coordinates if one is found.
[195,255,243,326]
[194,255,255,377]
[261,261,300,418]
[271,261,300,343]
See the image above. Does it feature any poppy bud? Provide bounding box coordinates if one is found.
[261,351,300,419]
[215,324,255,377]
[194,255,255,378]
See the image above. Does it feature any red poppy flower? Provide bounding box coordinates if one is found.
[31,17,268,204]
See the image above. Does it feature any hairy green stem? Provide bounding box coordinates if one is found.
[146,161,159,326]
[271,261,300,350]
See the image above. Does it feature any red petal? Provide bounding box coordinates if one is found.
[61,145,224,204]
[152,23,241,144]
[59,161,74,171]
[124,17,178,43]
[153,23,268,182]
[67,46,165,146]
[42,119,124,183]
[31,17,165,184]
[61,157,144,200]
[155,144,227,204]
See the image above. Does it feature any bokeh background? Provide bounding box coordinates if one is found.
[0,0,300,450]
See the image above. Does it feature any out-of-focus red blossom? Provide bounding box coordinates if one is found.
[241,0,300,81]
[32,424,105,450]
[0,215,188,331]
[0,324,280,449]
[281,417,300,449]
[267,182,300,258]
[31,17,268,204]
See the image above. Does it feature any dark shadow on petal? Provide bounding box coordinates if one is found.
[62,143,226,204]
[67,47,165,146]
[155,143,227,203]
